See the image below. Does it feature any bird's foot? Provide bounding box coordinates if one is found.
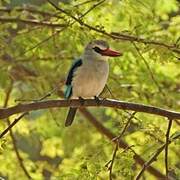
[94,96,101,105]
[79,97,85,105]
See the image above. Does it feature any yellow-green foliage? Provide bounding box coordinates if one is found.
[0,0,179,179]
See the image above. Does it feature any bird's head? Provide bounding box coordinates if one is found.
[84,40,122,61]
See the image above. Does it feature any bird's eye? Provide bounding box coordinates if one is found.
[93,46,102,53]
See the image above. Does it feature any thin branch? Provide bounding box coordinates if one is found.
[105,84,144,125]
[15,86,58,103]
[109,142,118,180]
[74,0,98,7]
[114,112,137,140]
[135,132,180,180]
[133,42,167,98]
[3,82,31,179]
[0,7,62,18]
[175,119,180,126]
[108,112,136,180]
[79,108,166,179]
[0,99,179,120]
[3,83,13,108]
[79,0,106,18]
[165,118,173,178]
[136,145,165,180]
[8,124,31,179]
[0,112,28,138]
[47,0,83,22]
[14,55,73,63]
[14,30,61,58]
[47,0,105,21]
[0,17,66,28]
[110,32,180,54]
[47,0,180,54]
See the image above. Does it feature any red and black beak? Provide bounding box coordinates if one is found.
[100,48,122,57]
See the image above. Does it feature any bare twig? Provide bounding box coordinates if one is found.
[47,0,83,22]
[47,0,105,21]
[108,112,136,180]
[2,82,31,179]
[0,112,28,138]
[74,0,98,7]
[165,118,173,178]
[15,86,58,103]
[79,0,106,18]
[0,99,179,120]
[0,7,62,18]
[14,28,67,58]
[0,17,66,28]
[105,84,143,125]
[113,112,137,142]
[34,87,58,101]
[8,124,31,179]
[175,119,180,126]
[109,143,118,180]
[133,42,167,98]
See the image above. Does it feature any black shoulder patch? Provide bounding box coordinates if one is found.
[65,59,82,85]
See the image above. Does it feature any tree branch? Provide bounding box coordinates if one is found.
[74,0,98,7]
[2,82,31,179]
[0,99,179,120]
[133,42,167,98]
[0,6,62,18]
[78,0,106,18]
[165,118,173,178]
[0,112,28,138]
[0,17,66,28]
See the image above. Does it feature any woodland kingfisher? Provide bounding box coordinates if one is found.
[64,40,122,126]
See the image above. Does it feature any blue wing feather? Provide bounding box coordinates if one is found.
[64,59,82,99]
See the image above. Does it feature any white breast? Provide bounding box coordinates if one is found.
[72,60,109,98]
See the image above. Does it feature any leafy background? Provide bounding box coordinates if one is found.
[0,0,179,179]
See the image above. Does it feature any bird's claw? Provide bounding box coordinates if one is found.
[94,96,101,105]
[79,97,85,105]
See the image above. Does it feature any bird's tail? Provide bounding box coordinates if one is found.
[65,107,77,127]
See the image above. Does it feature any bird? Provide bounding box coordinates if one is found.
[64,40,122,126]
